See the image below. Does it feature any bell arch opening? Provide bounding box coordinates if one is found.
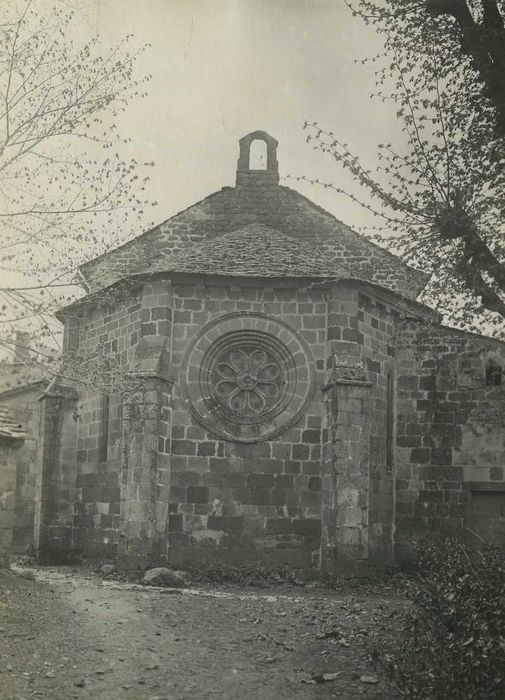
[249,139,268,170]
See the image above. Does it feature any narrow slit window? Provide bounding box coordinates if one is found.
[98,394,110,463]
[65,323,79,352]
[386,372,394,468]
[486,360,502,387]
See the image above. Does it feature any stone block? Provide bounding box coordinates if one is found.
[396,515,428,533]
[302,429,320,443]
[247,473,274,489]
[186,486,209,504]
[292,444,310,460]
[238,514,264,537]
[197,442,216,457]
[431,448,452,465]
[339,527,361,546]
[418,465,441,480]
[170,485,187,502]
[266,518,293,534]
[270,489,290,506]
[292,518,321,538]
[284,461,301,474]
[172,440,197,456]
[207,516,244,534]
[301,461,320,475]
[174,471,201,486]
[410,448,431,464]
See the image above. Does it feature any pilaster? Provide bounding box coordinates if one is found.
[321,359,372,577]
[34,384,78,562]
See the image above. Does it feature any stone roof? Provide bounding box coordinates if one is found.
[78,133,430,300]
[79,187,428,300]
[151,224,352,279]
[0,407,25,440]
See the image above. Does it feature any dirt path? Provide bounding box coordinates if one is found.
[0,566,404,700]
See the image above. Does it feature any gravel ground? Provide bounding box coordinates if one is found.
[0,565,407,700]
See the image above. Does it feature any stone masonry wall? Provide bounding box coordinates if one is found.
[70,287,143,561]
[395,321,505,559]
[65,275,409,572]
[323,284,399,570]
[164,277,327,570]
[117,279,173,571]
[34,387,78,562]
[357,291,397,567]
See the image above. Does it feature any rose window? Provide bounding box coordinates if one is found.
[214,347,283,417]
[202,332,294,426]
[182,314,314,443]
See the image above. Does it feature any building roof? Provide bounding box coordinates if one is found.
[151,223,352,279]
[77,132,429,300]
[0,407,26,440]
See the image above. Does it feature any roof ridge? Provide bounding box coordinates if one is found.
[278,184,427,277]
[79,186,235,275]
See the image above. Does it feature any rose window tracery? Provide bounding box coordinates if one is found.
[214,347,283,417]
[182,313,314,443]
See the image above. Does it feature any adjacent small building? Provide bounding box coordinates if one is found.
[0,333,51,554]
[4,132,505,574]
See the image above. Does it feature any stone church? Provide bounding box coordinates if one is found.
[27,131,505,574]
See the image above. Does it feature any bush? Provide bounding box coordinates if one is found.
[384,539,505,699]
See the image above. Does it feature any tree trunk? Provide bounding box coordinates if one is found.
[426,0,505,137]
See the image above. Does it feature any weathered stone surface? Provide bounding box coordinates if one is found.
[142,567,187,587]
[18,131,505,576]
[395,321,505,559]
[100,564,116,575]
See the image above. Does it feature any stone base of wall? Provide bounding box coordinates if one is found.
[36,523,76,564]
[166,532,319,571]
[115,530,320,573]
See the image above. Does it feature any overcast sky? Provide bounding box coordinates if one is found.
[79,0,393,233]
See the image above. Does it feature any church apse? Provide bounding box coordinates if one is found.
[31,131,505,575]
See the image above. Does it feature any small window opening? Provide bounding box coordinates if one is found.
[486,359,502,387]
[98,394,110,462]
[249,139,267,169]
[386,371,394,468]
[64,323,79,352]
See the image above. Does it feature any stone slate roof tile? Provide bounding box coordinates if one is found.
[79,184,428,299]
[151,223,352,279]
[0,407,25,440]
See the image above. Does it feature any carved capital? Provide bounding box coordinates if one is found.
[324,356,371,388]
